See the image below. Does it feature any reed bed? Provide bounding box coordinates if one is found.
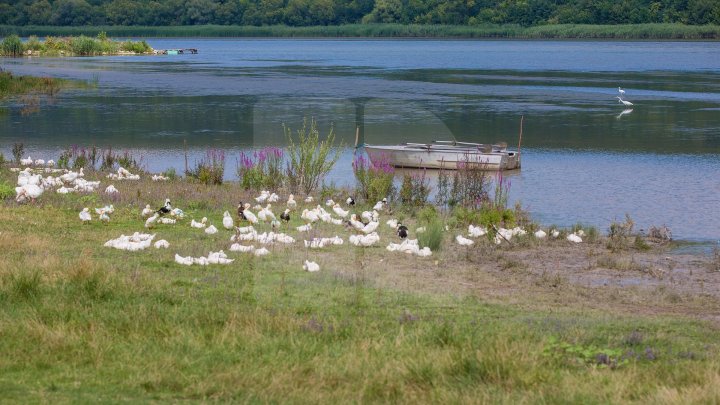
[1,23,718,39]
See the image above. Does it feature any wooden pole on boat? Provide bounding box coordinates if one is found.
[354,126,360,151]
[517,115,524,164]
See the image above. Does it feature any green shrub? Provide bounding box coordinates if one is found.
[1,34,23,56]
[70,36,103,56]
[285,118,341,195]
[353,154,394,203]
[12,142,24,164]
[0,182,14,200]
[418,220,444,251]
[187,149,225,185]
[25,35,41,51]
[399,172,431,207]
[120,40,151,53]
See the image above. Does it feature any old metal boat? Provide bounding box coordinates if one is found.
[364,141,521,171]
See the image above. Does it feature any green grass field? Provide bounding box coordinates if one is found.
[1,166,719,402]
[1,23,719,40]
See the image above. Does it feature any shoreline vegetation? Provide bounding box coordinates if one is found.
[0,33,153,57]
[2,133,720,401]
[1,23,719,40]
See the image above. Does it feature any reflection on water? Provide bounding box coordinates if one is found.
[1,39,719,241]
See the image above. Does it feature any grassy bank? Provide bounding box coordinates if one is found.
[1,23,719,40]
[0,33,153,57]
[0,71,81,101]
[1,162,720,401]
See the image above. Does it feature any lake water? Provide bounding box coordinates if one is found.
[1,39,719,241]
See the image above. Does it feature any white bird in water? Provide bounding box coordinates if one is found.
[618,87,626,97]
[616,96,634,107]
[303,260,320,272]
[616,109,633,120]
[79,208,92,223]
[223,211,234,229]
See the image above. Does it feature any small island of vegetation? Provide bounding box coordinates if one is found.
[0,32,153,57]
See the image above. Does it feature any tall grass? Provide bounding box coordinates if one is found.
[285,118,342,195]
[352,153,395,203]
[1,23,718,39]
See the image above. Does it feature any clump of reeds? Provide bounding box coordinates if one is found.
[353,153,395,203]
[285,118,341,195]
[236,147,285,191]
[399,170,430,207]
[187,149,225,185]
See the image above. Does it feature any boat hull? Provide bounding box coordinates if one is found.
[364,145,520,171]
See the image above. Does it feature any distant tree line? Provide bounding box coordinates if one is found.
[0,0,718,27]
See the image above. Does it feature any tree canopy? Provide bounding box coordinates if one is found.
[0,0,718,27]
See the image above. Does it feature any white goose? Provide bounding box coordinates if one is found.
[303,260,320,272]
[287,194,297,210]
[141,204,154,217]
[145,213,159,228]
[332,204,349,218]
[242,204,258,224]
[456,235,474,246]
[79,208,92,223]
[191,217,208,228]
[222,211,234,229]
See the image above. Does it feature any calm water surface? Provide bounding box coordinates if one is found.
[1,39,719,241]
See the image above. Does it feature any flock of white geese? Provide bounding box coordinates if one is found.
[10,158,585,272]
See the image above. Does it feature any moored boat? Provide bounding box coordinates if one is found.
[364,141,521,171]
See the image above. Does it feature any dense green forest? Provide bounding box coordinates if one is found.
[0,0,718,27]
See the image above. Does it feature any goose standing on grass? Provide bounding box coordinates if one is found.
[99,209,110,225]
[616,96,634,107]
[325,199,335,207]
[222,211,234,230]
[280,209,291,223]
[261,204,276,222]
[156,198,172,216]
[237,202,246,220]
[397,223,408,239]
[79,208,92,224]
[287,194,297,210]
[304,196,313,203]
[360,220,379,234]
[141,204,154,217]
[205,225,218,235]
[373,198,387,211]
[534,229,547,239]
[145,213,159,228]
[242,203,258,224]
[346,196,355,206]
